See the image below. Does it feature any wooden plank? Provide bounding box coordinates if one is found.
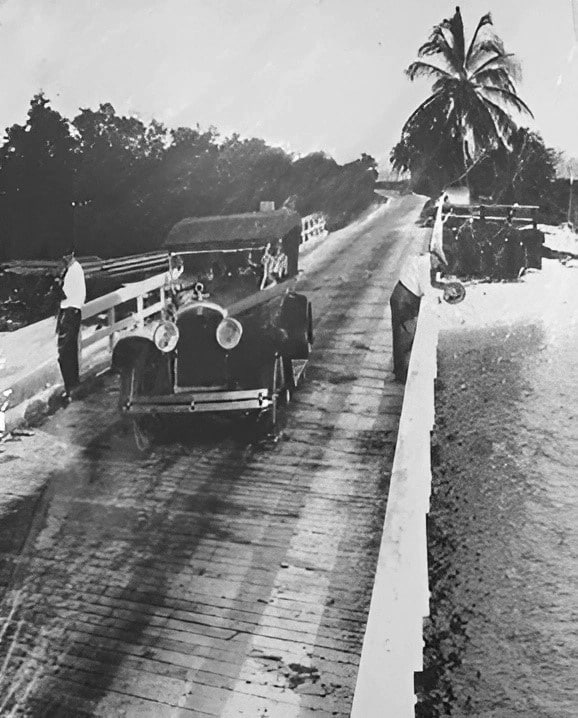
[81,315,140,348]
[82,273,166,320]
[449,213,535,222]
[141,301,164,319]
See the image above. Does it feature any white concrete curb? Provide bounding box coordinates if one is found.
[351,297,438,717]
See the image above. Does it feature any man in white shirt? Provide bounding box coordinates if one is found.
[55,249,86,401]
[389,191,466,383]
[389,250,456,383]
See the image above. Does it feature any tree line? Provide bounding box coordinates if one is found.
[0,95,378,260]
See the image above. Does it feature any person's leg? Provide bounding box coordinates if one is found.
[390,284,404,380]
[68,309,81,390]
[57,309,81,394]
[390,282,420,383]
[399,311,420,381]
[57,310,70,392]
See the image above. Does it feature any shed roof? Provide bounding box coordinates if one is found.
[164,209,301,252]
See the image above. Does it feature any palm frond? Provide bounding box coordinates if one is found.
[479,86,534,118]
[476,54,522,84]
[469,52,514,80]
[473,68,517,93]
[418,26,453,58]
[431,76,456,94]
[469,96,517,152]
[448,6,466,68]
[406,61,453,82]
[401,91,449,134]
[467,38,509,71]
[417,17,461,72]
[465,13,493,65]
[485,99,518,135]
[473,96,516,138]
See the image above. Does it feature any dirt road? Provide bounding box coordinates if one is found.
[0,195,427,717]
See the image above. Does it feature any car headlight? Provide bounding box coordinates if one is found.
[216,317,243,350]
[153,321,179,352]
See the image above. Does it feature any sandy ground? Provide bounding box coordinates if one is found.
[539,224,578,255]
[434,256,578,332]
[420,257,578,717]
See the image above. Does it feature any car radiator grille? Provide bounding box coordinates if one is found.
[176,310,227,388]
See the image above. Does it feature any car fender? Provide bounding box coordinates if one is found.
[111,335,158,372]
[279,292,313,358]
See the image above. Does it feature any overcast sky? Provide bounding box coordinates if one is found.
[1,0,577,167]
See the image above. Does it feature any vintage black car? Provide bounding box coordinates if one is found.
[112,209,313,445]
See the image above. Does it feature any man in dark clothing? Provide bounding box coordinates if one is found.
[55,249,86,401]
[390,251,448,382]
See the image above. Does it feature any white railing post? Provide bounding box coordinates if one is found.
[79,273,168,363]
[301,213,327,244]
[107,307,116,352]
[136,294,145,328]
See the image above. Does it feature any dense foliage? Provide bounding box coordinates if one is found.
[467,128,559,205]
[442,222,544,280]
[391,7,534,199]
[0,94,377,260]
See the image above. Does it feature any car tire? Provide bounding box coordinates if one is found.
[119,359,164,452]
[258,354,285,435]
[281,294,312,359]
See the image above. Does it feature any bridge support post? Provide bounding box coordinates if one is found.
[107,308,116,352]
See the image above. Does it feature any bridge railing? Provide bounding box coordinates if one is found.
[301,213,328,243]
[84,251,169,279]
[0,251,169,281]
[0,271,169,432]
[79,272,167,368]
[445,203,539,227]
[351,298,438,718]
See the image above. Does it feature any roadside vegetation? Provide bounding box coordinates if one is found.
[390,6,570,224]
[0,96,378,261]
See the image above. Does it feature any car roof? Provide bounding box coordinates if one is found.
[164,209,301,252]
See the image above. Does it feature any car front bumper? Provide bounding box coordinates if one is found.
[122,388,273,414]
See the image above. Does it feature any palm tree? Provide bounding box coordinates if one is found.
[397,6,533,189]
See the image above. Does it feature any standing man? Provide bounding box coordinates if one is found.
[389,195,464,383]
[389,250,449,383]
[55,248,86,402]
